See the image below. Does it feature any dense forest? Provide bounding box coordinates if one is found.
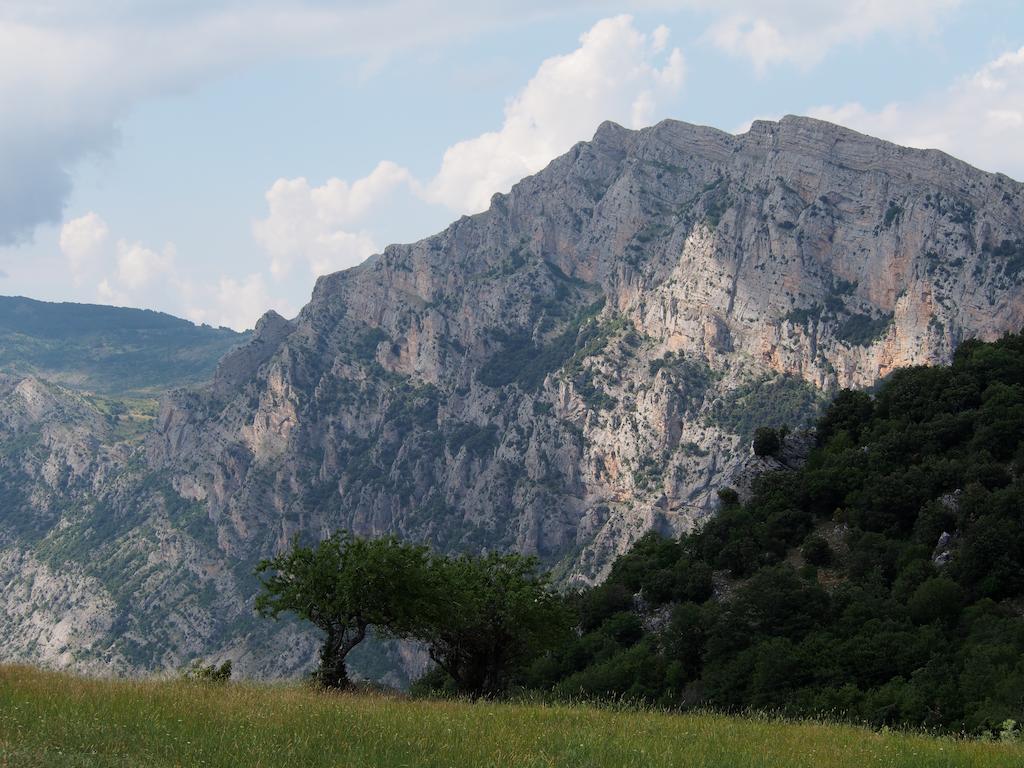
[512,331,1024,733]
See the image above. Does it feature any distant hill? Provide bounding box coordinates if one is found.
[0,296,249,396]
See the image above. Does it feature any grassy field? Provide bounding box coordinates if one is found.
[1,666,1021,768]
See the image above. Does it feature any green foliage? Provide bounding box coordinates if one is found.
[256,536,569,699]
[785,304,823,326]
[572,368,617,410]
[164,491,218,547]
[446,422,499,458]
[816,389,874,444]
[353,327,390,361]
[648,352,715,413]
[882,201,903,229]
[753,427,781,457]
[801,535,832,566]
[255,533,435,689]
[831,278,858,296]
[907,578,964,626]
[0,296,247,397]
[703,179,732,229]
[477,298,605,392]
[836,312,893,346]
[526,332,1024,733]
[711,374,824,441]
[416,552,572,698]
[987,238,1024,277]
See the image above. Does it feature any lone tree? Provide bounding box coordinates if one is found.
[420,552,571,698]
[255,532,434,689]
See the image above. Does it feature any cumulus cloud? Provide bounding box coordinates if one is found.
[114,240,176,290]
[809,46,1024,179]
[424,15,685,212]
[183,273,287,332]
[252,162,412,279]
[669,0,962,73]
[55,209,285,329]
[254,15,686,280]
[0,1,552,245]
[4,1,968,247]
[59,212,109,281]
[12,3,977,326]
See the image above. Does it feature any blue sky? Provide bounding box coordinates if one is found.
[1,1,1022,329]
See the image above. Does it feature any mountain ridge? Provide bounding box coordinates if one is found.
[1,114,1022,679]
[0,295,249,397]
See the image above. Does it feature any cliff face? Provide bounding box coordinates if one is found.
[2,116,1023,676]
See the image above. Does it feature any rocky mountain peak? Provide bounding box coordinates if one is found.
[1,116,1022,677]
[212,310,294,395]
[150,114,1023,580]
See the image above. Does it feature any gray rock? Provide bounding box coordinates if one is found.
[2,115,1023,677]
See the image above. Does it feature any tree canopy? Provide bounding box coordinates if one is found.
[255,532,435,688]
[418,552,571,698]
[255,536,569,696]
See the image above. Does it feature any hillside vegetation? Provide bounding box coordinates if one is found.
[0,295,247,396]
[519,332,1024,733]
[1,666,1021,768]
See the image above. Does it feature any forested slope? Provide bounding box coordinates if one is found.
[526,332,1024,733]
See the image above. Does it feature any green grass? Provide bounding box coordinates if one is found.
[1,667,1021,767]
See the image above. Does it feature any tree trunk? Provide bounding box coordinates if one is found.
[317,621,367,690]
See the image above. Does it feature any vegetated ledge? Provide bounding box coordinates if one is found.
[0,665,1021,768]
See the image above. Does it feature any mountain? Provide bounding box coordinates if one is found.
[0,296,248,397]
[1,115,1022,679]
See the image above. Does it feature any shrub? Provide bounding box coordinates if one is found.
[182,659,232,684]
[523,332,1024,732]
[835,312,893,346]
[908,577,964,625]
[802,535,833,566]
[717,487,740,506]
[753,427,781,457]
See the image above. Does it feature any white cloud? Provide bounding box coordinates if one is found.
[96,277,130,307]
[58,212,109,281]
[669,0,962,73]
[424,15,686,212]
[3,1,969,247]
[0,1,559,245]
[114,239,176,290]
[183,273,288,332]
[253,15,687,281]
[16,4,979,326]
[53,209,286,329]
[809,46,1024,179]
[252,162,411,279]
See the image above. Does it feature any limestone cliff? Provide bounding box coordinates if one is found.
[1,116,1022,677]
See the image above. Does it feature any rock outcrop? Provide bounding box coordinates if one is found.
[1,115,1022,677]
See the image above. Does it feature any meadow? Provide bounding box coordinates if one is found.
[1,666,1021,767]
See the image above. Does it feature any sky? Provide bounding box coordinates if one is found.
[1,1,1023,330]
